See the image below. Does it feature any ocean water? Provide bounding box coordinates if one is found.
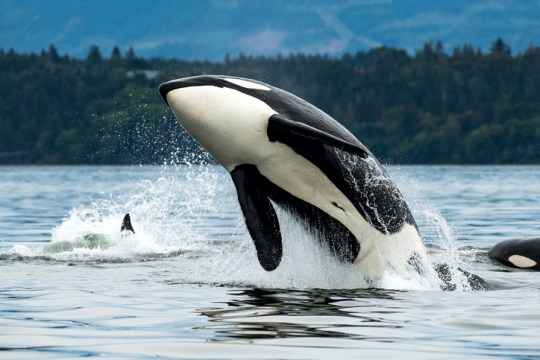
[1,164,539,359]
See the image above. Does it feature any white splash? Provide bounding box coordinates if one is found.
[391,167,479,291]
[6,161,480,291]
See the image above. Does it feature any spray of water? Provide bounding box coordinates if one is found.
[390,167,483,291]
[44,156,223,260]
[6,154,482,291]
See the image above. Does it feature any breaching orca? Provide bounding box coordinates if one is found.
[159,75,430,278]
[488,237,540,270]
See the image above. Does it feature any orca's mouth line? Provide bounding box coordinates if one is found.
[159,77,215,106]
[158,75,266,106]
[159,76,234,106]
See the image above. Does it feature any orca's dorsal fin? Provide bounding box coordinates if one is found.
[267,114,369,158]
[230,165,282,271]
[121,214,135,234]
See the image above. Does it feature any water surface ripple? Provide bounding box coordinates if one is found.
[1,165,539,359]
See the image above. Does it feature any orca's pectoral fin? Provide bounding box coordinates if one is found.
[230,165,282,271]
[268,114,369,158]
[121,213,135,234]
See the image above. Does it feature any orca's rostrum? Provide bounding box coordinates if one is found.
[159,75,430,278]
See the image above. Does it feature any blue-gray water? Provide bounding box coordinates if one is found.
[1,165,539,359]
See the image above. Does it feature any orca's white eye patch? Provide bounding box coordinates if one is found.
[509,254,537,268]
[224,77,271,91]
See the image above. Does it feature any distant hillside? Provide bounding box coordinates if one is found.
[0,39,539,165]
[1,0,539,60]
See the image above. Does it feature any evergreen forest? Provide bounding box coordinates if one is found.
[0,38,539,165]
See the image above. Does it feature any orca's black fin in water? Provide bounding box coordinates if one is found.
[435,264,490,291]
[121,214,135,234]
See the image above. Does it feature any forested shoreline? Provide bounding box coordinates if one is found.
[1,38,539,165]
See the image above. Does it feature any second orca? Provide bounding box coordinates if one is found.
[489,237,540,270]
